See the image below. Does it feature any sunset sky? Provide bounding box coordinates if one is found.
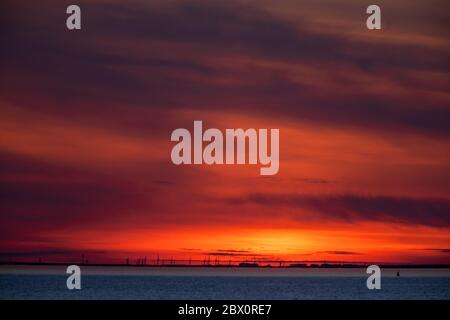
[1,0,449,265]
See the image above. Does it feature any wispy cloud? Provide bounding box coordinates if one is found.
[417,248,450,254]
[1,0,449,136]
[226,193,450,227]
[315,251,361,255]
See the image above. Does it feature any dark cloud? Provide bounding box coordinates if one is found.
[226,193,450,227]
[0,152,235,243]
[297,178,331,184]
[419,248,450,253]
[179,248,262,257]
[217,249,251,253]
[316,251,360,255]
[153,180,175,186]
[0,152,150,241]
[0,249,108,258]
[206,251,265,257]
[0,0,449,136]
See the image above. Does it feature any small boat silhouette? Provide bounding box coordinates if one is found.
[239,262,259,268]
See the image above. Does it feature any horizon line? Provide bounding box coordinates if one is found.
[2,261,450,269]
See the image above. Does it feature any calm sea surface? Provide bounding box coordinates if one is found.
[1,266,449,300]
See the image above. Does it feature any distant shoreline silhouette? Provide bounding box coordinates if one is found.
[1,261,449,269]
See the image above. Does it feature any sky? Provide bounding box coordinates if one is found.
[0,0,449,265]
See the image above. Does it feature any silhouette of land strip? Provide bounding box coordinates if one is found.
[1,261,449,269]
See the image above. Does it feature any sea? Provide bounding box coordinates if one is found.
[1,265,449,300]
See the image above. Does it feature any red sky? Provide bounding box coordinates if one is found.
[0,0,449,265]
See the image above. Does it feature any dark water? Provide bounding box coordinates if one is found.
[1,266,449,300]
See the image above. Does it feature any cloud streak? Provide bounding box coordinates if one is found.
[226,193,450,227]
[1,0,449,136]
